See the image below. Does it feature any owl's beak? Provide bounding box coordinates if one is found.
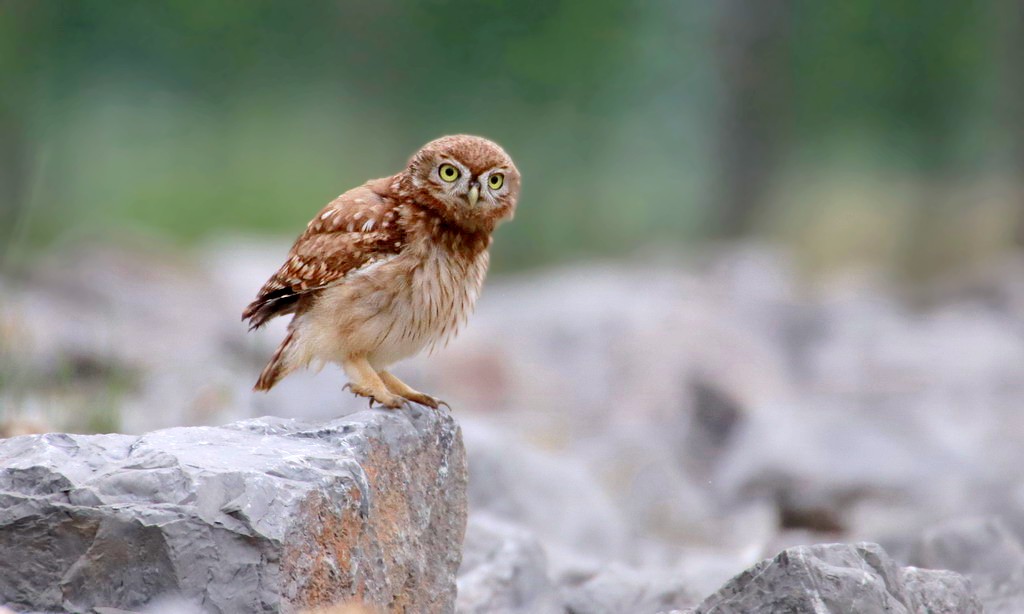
[467,184,480,207]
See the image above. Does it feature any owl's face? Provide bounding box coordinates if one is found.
[406,135,520,231]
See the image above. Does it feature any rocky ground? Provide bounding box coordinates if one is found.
[3,238,1024,612]
[0,410,466,613]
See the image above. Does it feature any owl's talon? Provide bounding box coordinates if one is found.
[345,382,404,409]
[380,396,405,409]
[395,390,440,409]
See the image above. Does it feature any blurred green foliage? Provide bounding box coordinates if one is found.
[1,0,1019,272]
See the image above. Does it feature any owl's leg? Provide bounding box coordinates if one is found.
[378,371,447,410]
[341,355,404,409]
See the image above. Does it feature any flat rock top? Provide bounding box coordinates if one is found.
[0,408,457,541]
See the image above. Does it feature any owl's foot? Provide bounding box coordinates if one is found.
[341,356,408,409]
[378,370,450,410]
[342,382,404,409]
[421,394,451,411]
[401,391,444,409]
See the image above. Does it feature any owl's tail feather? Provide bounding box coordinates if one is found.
[243,289,299,331]
[254,330,298,392]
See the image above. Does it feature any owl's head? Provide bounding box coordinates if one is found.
[405,135,520,231]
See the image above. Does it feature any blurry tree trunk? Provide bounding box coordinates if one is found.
[710,0,791,238]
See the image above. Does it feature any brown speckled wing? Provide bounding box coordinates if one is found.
[242,183,404,329]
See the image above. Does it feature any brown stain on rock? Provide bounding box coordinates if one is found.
[280,417,467,614]
[283,488,366,611]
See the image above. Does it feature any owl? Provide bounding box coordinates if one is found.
[242,135,520,409]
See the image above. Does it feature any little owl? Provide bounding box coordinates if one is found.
[243,135,520,409]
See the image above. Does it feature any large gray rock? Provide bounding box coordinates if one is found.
[908,516,1024,613]
[694,542,981,614]
[0,409,467,614]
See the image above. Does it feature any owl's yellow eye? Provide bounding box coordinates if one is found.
[439,164,460,182]
[488,173,504,190]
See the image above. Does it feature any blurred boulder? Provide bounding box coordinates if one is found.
[712,400,939,535]
[457,515,701,614]
[908,516,1024,613]
[462,420,627,566]
[0,409,466,614]
[422,260,793,438]
[900,567,986,614]
[559,563,697,614]
[694,542,981,614]
[1,243,253,433]
[457,514,562,614]
[679,378,745,480]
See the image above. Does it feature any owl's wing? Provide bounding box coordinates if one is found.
[242,184,403,330]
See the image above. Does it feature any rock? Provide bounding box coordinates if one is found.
[694,542,981,614]
[559,563,698,614]
[461,420,627,566]
[0,409,467,614]
[457,514,562,614]
[1,243,252,433]
[908,516,1024,613]
[899,567,981,614]
[711,400,941,535]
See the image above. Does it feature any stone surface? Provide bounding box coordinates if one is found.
[559,563,697,614]
[694,542,981,614]
[0,409,467,614]
[455,516,701,614]
[899,567,981,614]
[907,516,1024,613]
[461,420,627,568]
[456,514,562,614]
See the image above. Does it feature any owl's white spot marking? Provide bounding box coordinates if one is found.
[361,219,375,232]
[354,211,363,220]
[321,210,334,220]
[347,222,355,232]
[344,254,398,281]
[354,198,365,204]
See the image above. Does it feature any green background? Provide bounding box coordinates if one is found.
[3,1,1021,275]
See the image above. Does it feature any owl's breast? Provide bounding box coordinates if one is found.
[405,242,489,350]
[299,230,491,368]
